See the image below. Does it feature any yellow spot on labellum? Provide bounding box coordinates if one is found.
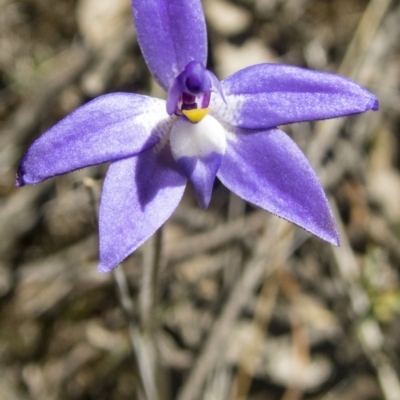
[182,107,210,123]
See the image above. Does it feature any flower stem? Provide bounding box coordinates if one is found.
[84,178,163,400]
[138,228,164,400]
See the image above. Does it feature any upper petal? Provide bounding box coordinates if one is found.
[131,0,207,91]
[211,63,378,129]
[217,127,339,245]
[99,143,187,272]
[17,93,172,186]
[170,116,226,208]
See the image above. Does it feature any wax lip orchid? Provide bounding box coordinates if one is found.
[16,0,378,273]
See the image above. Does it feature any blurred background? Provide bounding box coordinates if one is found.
[0,0,399,399]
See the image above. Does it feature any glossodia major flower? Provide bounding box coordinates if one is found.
[16,0,378,273]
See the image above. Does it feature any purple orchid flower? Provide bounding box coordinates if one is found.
[16,0,378,273]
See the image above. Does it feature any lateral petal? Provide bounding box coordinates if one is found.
[211,63,378,129]
[170,116,226,208]
[217,127,339,245]
[99,144,186,272]
[131,0,207,91]
[16,94,172,186]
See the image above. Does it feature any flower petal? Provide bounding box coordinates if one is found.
[211,63,378,129]
[170,116,226,208]
[99,144,186,272]
[16,94,172,186]
[131,0,207,91]
[217,127,339,244]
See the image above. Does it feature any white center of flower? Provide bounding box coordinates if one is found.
[170,115,226,159]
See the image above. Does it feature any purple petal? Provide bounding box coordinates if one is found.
[211,63,378,129]
[131,0,207,91]
[170,116,226,208]
[99,144,186,272]
[217,127,339,244]
[177,153,222,209]
[16,94,172,186]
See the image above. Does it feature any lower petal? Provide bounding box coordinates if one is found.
[176,152,222,209]
[170,115,226,208]
[98,144,186,272]
[217,127,339,245]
